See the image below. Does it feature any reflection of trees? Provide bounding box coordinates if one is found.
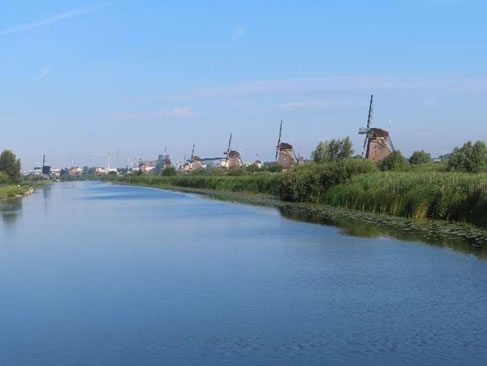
[0,198,22,226]
[279,206,487,260]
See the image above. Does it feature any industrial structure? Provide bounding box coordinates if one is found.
[359,95,395,161]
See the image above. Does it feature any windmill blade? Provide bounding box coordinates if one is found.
[226,133,232,159]
[361,135,368,157]
[275,120,282,160]
[366,94,374,130]
[191,144,195,161]
[388,136,395,152]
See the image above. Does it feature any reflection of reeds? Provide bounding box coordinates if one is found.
[325,172,487,226]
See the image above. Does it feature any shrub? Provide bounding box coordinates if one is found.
[280,158,378,203]
[448,141,487,173]
[162,167,177,176]
[379,150,409,171]
[409,150,432,165]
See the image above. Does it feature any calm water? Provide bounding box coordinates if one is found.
[2,181,487,366]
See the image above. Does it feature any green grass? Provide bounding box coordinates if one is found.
[0,184,31,198]
[324,172,487,226]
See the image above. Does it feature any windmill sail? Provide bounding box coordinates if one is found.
[361,95,374,157]
[275,120,282,160]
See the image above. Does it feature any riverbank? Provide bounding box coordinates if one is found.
[106,160,487,229]
[0,184,33,199]
[106,177,487,250]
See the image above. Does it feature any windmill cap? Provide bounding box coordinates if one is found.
[368,128,389,137]
[278,142,293,150]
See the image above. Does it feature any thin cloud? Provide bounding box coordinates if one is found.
[106,106,194,120]
[36,68,50,80]
[0,6,99,35]
[231,26,246,40]
[159,75,487,101]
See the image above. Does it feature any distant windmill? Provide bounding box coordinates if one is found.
[223,133,242,169]
[358,95,395,161]
[189,143,202,170]
[275,120,296,170]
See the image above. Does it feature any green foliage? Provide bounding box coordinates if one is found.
[162,167,177,176]
[113,173,283,196]
[262,162,282,173]
[311,137,354,163]
[0,171,10,184]
[325,172,487,226]
[409,150,432,165]
[280,158,378,203]
[0,150,21,180]
[379,150,409,171]
[448,141,487,173]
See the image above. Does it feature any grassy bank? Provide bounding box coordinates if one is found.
[107,158,487,228]
[0,184,32,199]
[111,173,283,196]
[324,172,487,226]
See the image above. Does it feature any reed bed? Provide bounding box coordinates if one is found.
[113,173,283,196]
[324,172,487,226]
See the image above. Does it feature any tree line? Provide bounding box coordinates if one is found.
[311,138,487,173]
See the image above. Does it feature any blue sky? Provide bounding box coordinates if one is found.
[1,0,486,169]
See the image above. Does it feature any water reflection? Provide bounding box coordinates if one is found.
[280,206,487,259]
[0,198,22,227]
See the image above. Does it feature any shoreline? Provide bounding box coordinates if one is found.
[0,185,34,200]
[108,180,487,251]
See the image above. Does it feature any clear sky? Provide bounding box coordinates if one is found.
[1,0,486,169]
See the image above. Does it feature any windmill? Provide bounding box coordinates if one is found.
[275,120,296,170]
[223,133,242,169]
[358,95,395,161]
[41,154,51,175]
[189,143,202,170]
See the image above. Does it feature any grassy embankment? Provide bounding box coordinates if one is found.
[0,184,32,199]
[108,159,487,228]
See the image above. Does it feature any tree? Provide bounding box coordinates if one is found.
[379,150,409,171]
[409,150,432,165]
[311,137,354,163]
[448,141,487,173]
[0,150,21,180]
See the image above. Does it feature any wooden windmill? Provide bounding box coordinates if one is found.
[275,120,297,170]
[223,133,242,169]
[358,95,395,161]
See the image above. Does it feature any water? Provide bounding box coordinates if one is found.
[1,181,487,366]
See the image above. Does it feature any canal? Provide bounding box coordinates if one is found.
[1,181,487,365]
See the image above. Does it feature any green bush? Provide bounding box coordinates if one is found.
[448,141,487,173]
[0,171,11,184]
[409,150,432,165]
[379,150,409,171]
[280,158,378,203]
[162,167,177,176]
